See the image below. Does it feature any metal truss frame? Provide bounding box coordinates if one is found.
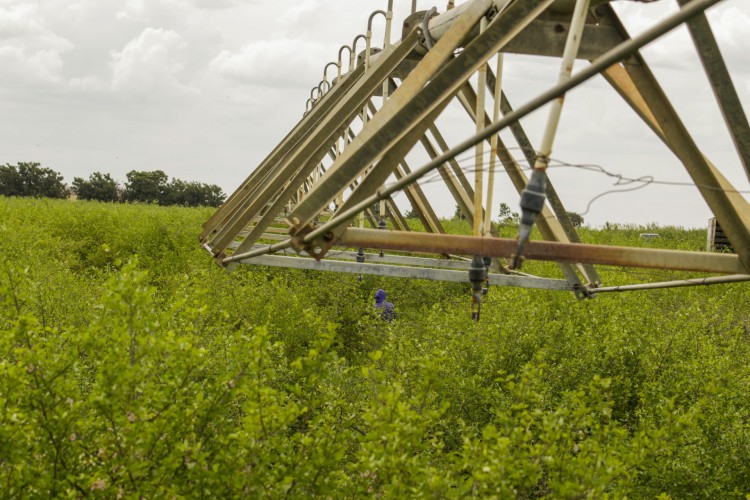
[202,0,749,305]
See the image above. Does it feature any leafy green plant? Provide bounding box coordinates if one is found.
[1,197,749,497]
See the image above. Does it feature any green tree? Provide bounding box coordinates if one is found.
[0,162,67,198]
[497,202,519,225]
[72,172,121,202]
[453,204,467,220]
[0,164,22,196]
[167,179,226,207]
[123,170,168,204]
[566,211,584,227]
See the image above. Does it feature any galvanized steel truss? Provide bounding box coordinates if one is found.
[202,0,749,305]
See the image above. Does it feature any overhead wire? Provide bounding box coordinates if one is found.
[378,146,750,218]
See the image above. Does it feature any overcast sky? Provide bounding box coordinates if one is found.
[1,0,748,227]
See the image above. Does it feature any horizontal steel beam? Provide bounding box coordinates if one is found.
[499,18,622,59]
[337,228,745,275]
[239,254,572,291]
[228,243,480,270]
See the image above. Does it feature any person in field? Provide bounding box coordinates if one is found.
[374,288,396,322]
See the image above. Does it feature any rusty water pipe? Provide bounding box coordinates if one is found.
[408,0,656,51]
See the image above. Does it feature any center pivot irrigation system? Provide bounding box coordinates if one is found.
[201,0,750,319]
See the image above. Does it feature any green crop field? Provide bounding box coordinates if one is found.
[1,197,749,498]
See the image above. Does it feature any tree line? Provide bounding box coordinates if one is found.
[0,162,226,208]
[443,201,584,227]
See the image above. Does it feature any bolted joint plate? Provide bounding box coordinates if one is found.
[289,222,333,261]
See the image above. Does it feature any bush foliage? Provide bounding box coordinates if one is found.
[0,162,68,199]
[1,163,226,207]
[1,197,749,497]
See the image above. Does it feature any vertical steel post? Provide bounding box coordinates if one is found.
[484,53,503,236]
[385,1,394,48]
[380,2,394,227]
[473,17,489,237]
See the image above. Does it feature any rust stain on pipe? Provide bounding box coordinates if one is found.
[338,228,746,275]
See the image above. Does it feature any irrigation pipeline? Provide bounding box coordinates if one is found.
[589,274,750,295]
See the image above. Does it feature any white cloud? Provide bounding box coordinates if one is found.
[280,1,321,29]
[115,0,148,22]
[69,75,105,91]
[0,45,67,85]
[709,5,750,70]
[191,0,258,9]
[115,0,193,24]
[110,27,197,97]
[611,1,750,74]
[0,3,74,85]
[210,38,333,89]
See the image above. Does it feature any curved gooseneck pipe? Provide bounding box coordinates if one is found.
[367,9,386,32]
[338,45,353,79]
[366,10,386,70]
[310,87,320,104]
[352,34,366,68]
[322,61,337,86]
